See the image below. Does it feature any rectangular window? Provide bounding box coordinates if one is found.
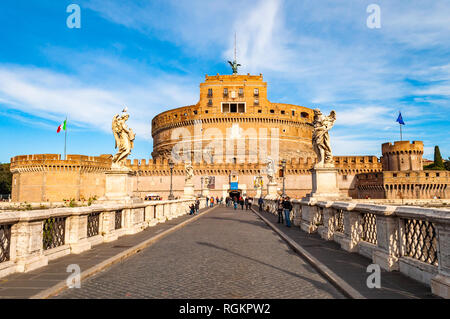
[223,88,228,96]
[281,110,285,115]
[222,102,245,113]
[254,88,259,96]
[239,88,244,96]
[207,88,213,97]
[254,99,259,105]
[258,109,262,113]
[270,109,274,113]
[291,110,295,116]
[208,99,212,106]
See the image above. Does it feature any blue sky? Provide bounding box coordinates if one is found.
[0,0,449,163]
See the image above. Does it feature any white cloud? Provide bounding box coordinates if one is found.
[0,64,198,140]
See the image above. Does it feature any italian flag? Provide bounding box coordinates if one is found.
[57,120,67,133]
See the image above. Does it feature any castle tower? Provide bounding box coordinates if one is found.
[381,141,424,171]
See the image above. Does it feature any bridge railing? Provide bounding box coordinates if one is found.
[263,198,450,298]
[0,198,205,279]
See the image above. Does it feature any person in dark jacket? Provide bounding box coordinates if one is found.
[195,199,200,214]
[239,196,244,210]
[258,197,264,212]
[282,196,293,227]
[244,197,249,210]
[277,198,284,223]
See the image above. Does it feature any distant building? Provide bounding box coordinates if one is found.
[9,73,449,202]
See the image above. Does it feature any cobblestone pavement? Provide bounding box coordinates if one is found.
[56,205,344,299]
[0,206,210,299]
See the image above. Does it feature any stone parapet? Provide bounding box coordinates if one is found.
[0,199,204,279]
[262,198,450,298]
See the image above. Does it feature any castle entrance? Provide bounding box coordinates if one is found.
[229,190,241,200]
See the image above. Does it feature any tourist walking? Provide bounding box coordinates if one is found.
[244,197,249,210]
[282,196,293,227]
[239,196,244,210]
[210,197,214,207]
[195,199,200,214]
[258,197,264,212]
[233,196,238,210]
[277,197,284,223]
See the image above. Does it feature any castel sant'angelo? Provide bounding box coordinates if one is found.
[9,67,450,202]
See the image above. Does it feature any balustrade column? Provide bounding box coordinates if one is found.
[13,221,48,272]
[318,207,334,240]
[101,211,119,242]
[66,214,91,254]
[300,203,319,234]
[337,210,361,252]
[372,215,399,271]
[292,202,302,227]
[431,223,450,298]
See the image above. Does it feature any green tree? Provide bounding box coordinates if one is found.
[445,157,450,171]
[433,146,445,170]
[0,163,12,195]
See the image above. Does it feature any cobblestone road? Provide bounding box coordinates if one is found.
[56,206,344,299]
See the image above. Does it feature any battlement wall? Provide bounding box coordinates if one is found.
[11,154,112,172]
[356,170,449,199]
[381,140,424,171]
[382,141,424,155]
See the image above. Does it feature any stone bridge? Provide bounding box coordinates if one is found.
[0,198,448,299]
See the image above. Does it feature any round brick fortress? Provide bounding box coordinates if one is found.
[151,74,315,163]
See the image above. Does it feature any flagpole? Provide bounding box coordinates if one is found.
[400,122,402,141]
[64,116,67,160]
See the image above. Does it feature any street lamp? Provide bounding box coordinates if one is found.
[281,159,286,197]
[168,159,175,200]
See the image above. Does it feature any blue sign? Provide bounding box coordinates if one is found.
[230,182,238,190]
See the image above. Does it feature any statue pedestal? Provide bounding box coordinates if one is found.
[201,187,210,198]
[306,165,351,201]
[255,187,262,199]
[183,182,195,199]
[101,169,138,203]
[265,182,278,200]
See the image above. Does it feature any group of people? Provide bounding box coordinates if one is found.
[225,196,254,210]
[189,198,201,215]
[205,196,223,207]
[276,196,293,227]
[189,193,294,228]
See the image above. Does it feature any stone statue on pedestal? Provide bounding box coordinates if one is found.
[312,109,336,167]
[111,107,135,169]
[185,161,194,184]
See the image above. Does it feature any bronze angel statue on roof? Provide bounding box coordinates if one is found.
[111,107,135,168]
[228,60,241,74]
